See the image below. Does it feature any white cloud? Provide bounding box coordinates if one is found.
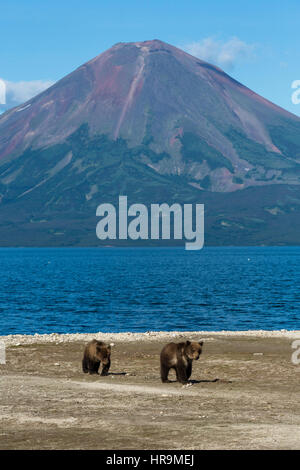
[0,79,55,112]
[182,37,256,70]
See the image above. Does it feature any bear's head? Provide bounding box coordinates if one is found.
[184,340,203,360]
[95,343,111,365]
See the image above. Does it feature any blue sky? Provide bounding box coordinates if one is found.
[0,0,299,115]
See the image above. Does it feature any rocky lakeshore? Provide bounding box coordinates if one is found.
[0,330,300,449]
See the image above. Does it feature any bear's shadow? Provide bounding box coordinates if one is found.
[107,372,127,376]
[166,378,232,384]
[189,378,220,384]
[191,378,233,384]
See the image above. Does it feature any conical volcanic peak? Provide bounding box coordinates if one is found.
[0,40,300,246]
[0,39,299,192]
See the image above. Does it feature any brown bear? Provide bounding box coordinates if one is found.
[160,340,203,384]
[82,339,111,375]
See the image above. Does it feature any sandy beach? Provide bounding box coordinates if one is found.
[1,330,300,450]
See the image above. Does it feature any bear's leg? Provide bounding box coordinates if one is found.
[92,360,100,374]
[186,361,192,380]
[160,362,171,383]
[175,360,188,384]
[87,359,99,374]
[101,359,110,376]
[82,356,89,373]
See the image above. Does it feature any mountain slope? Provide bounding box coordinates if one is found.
[0,40,299,246]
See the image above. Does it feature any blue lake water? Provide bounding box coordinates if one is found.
[0,247,299,335]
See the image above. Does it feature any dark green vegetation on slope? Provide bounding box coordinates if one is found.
[180,132,234,172]
[0,125,300,246]
[268,120,300,161]
[225,128,297,170]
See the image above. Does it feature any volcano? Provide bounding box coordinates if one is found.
[0,39,300,246]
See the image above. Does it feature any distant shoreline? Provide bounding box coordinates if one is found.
[2,329,300,346]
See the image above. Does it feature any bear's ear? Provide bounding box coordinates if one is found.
[185,340,191,346]
[107,345,111,351]
[199,341,203,347]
